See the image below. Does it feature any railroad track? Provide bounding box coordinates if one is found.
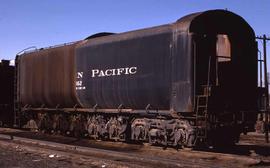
[0,128,268,168]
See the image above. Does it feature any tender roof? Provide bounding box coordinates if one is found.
[176,9,255,37]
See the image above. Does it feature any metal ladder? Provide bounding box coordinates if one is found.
[195,55,212,142]
[195,86,209,141]
[13,56,20,127]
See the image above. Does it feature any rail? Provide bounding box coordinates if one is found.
[19,40,81,55]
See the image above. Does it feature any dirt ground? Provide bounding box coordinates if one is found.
[0,140,130,168]
[0,129,270,168]
[0,146,69,168]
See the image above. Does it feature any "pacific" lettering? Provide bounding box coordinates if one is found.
[91,67,137,77]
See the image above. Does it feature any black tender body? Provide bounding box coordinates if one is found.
[11,9,259,147]
[75,25,190,111]
[75,10,257,115]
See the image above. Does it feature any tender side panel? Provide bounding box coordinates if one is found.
[170,30,193,112]
[75,27,174,110]
[19,44,79,108]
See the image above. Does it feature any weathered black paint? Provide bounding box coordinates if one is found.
[14,10,260,146]
[76,26,176,110]
[74,9,257,114]
[186,10,258,117]
[17,10,258,118]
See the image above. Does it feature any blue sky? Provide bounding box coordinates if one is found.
[0,0,269,60]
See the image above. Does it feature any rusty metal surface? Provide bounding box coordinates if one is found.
[18,43,80,108]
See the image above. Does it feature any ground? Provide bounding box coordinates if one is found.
[0,128,270,168]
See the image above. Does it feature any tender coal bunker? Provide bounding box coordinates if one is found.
[84,32,115,40]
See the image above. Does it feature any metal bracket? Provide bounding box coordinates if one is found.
[93,104,98,112]
[118,104,124,112]
[40,104,45,108]
[73,104,78,112]
[145,104,151,113]
[55,104,60,109]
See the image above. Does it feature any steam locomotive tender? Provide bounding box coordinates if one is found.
[15,10,258,147]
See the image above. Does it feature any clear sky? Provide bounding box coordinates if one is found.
[0,0,269,60]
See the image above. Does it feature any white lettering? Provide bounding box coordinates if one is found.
[125,67,129,74]
[105,69,112,76]
[77,72,83,79]
[75,80,86,90]
[117,68,125,75]
[76,86,86,90]
[91,67,137,78]
[76,81,82,86]
[112,69,116,75]
[92,69,99,77]
[98,70,105,77]
[129,67,137,74]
